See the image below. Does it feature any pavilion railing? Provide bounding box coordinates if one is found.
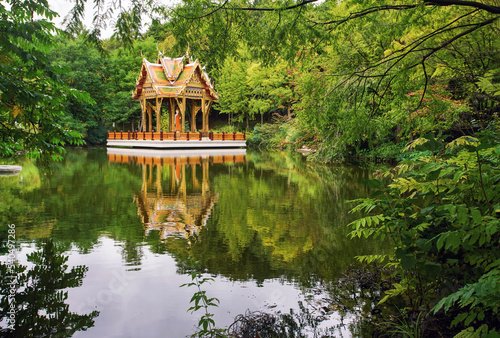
[107,131,246,141]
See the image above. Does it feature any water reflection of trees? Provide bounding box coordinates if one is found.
[108,150,246,241]
[0,149,144,252]
[117,149,388,285]
[2,149,388,288]
[0,241,98,337]
[191,151,387,284]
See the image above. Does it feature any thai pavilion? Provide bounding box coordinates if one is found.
[132,50,218,134]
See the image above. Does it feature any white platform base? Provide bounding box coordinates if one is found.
[0,165,22,176]
[107,139,246,149]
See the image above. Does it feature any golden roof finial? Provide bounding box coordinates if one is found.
[186,43,190,59]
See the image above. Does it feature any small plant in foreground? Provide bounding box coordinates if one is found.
[381,308,424,338]
[181,259,227,337]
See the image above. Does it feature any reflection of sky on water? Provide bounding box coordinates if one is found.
[1,148,381,336]
[34,236,347,338]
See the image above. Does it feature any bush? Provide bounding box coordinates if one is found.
[216,125,238,133]
[85,124,108,145]
[349,126,500,335]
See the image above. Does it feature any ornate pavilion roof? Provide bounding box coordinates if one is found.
[132,52,218,101]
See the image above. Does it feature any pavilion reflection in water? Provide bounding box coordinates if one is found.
[107,148,246,240]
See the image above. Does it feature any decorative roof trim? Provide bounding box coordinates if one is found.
[132,59,149,100]
[133,53,218,101]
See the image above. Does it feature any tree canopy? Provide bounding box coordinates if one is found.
[0,0,92,161]
[2,0,498,159]
[1,0,499,335]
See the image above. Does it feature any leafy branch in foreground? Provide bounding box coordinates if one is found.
[181,259,226,337]
[349,127,500,335]
[0,0,93,161]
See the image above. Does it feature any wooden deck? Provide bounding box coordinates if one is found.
[107,131,246,148]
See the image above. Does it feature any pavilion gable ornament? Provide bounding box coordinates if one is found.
[132,49,218,134]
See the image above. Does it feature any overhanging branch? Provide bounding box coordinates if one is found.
[417,15,499,63]
[228,0,318,11]
[312,5,418,26]
[424,0,500,14]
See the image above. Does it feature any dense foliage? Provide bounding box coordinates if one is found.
[350,130,500,335]
[165,0,500,159]
[47,35,160,144]
[1,0,499,335]
[2,0,498,160]
[0,0,91,161]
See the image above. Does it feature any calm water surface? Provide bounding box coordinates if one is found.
[0,148,385,337]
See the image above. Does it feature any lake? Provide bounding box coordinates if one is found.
[0,147,386,337]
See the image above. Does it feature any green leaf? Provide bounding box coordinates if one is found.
[464,312,477,326]
[471,209,482,224]
[401,255,416,270]
[424,262,442,276]
[457,206,468,226]
[451,312,468,327]
[445,232,461,252]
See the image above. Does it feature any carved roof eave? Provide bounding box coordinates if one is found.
[183,60,219,101]
[158,54,185,82]
[201,68,218,101]
[132,59,149,100]
[132,56,219,101]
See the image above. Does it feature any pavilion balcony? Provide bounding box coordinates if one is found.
[106,131,246,149]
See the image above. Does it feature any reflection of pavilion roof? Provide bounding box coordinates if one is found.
[132,53,218,101]
[135,193,218,240]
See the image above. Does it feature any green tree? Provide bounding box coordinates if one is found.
[0,0,92,161]
[49,35,111,144]
[217,57,251,127]
[102,36,159,131]
[289,1,499,159]
[217,50,295,129]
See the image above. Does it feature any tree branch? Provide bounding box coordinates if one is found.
[313,5,418,26]
[308,1,499,26]
[424,0,500,14]
[222,0,318,12]
[175,0,230,19]
[415,16,499,65]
